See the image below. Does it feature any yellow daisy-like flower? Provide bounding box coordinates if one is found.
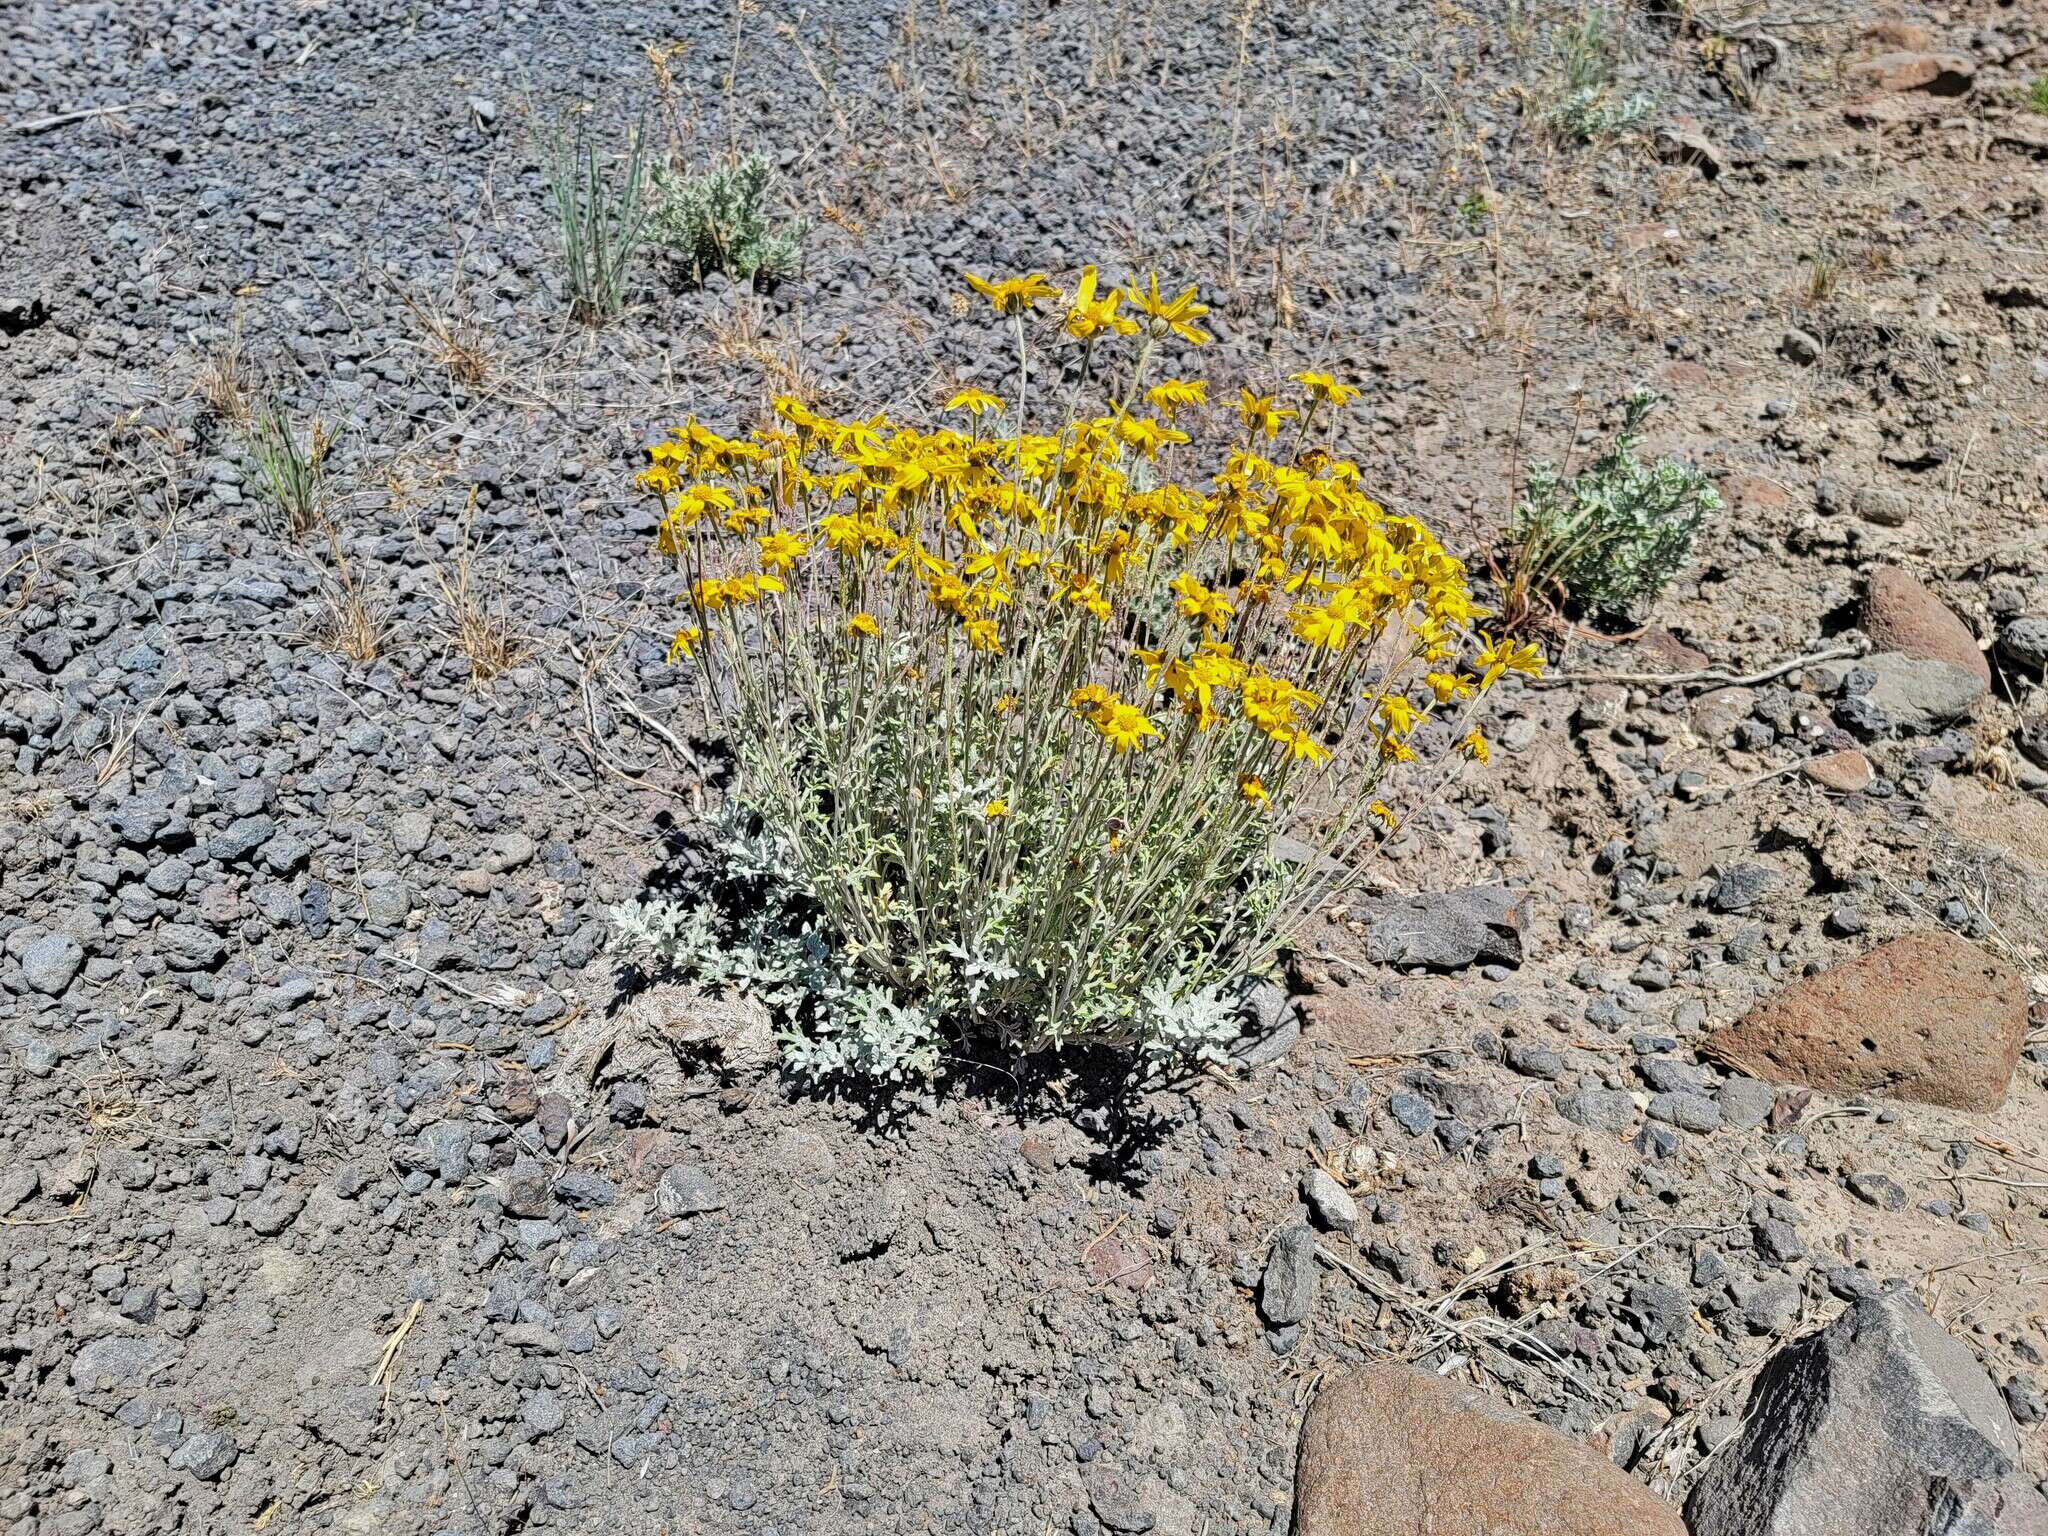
[1367,800,1398,832]
[1272,725,1331,764]
[964,618,1001,653]
[1292,371,1360,407]
[757,531,809,573]
[1458,728,1490,764]
[1146,379,1209,417]
[984,799,1011,819]
[1239,389,1296,440]
[1094,701,1160,752]
[1128,273,1211,345]
[946,387,1005,416]
[1065,265,1138,341]
[1238,773,1270,805]
[964,271,1060,315]
[667,625,701,662]
[845,612,881,638]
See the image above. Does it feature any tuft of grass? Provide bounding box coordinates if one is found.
[2028,77,2048,114]
[542,113,651,325]
[314,532,391,663]
[428,495,527,683]
[397,285,489,391]
[197,320,252,428]
[1802,248,1845,305]
[250,401,329,538]
[649,152,807,287]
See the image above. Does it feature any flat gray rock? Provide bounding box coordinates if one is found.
[1357,886,1528,972]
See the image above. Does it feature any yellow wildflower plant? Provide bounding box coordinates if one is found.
[634,265,1530,1078]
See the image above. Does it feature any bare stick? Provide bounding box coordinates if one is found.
[13,103,138,133]
[1529,643,1863,690]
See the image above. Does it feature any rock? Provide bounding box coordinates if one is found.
[1852,486,1913,527]
[1802,749,1873,793]
[1292,1364,1688,1536]
[168,1429,238,1481]
[1845,51,1975,97]
[1300,1170,1358,1234]
[1686,1293,2048,1536]
[1653,122,1724,178]
[1227,981,1302,1070]
[1707,862,1777,913]
[1863,567,1990,684]
[655,1163,723,1218]
[1648,1091,1722,1133]
[2000,616,2048,674]
[1258,1224,1318,1327]
[69,1335,176,1392]
[1846,1171,1907,1211]
[1555,1086,1637,1133]
[1086,1470,1157,1534]
[1717,1075,1777,1131]
[1861,653,1986,732]
[20,932,85,996]
[155,923,227,971]
[1705,932,2026,1111]
[1781,329,1821,365]
[242,1185,305,1235]
[1358,885,1527,971]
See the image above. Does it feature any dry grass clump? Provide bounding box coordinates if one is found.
[428,496,528,683]
[250,400,330,538]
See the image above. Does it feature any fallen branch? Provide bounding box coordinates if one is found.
[13,103,138,134]
[1530,643,1864,690]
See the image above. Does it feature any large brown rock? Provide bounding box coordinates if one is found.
[1863,566,1990,683]
[1846,50,1975,96]
[1704,932,2026,1111]
[1291,1365,1687,1536]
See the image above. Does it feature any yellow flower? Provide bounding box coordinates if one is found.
[1292,371,1360,407]
[846,612,881,638]
[984,799,1011,819]
[1272,725,1331,763]
[1095,701,1160,752]
[964,618,1001,652]
[1069,683,1115,718]
[1367,800,1398,832]
[1169,573,1232,632]
[1129,274,1211,344]
[1065,265,1138,341]
[1474,632,1545,690]
[995,693,1020,715]
[666,625,701,662]
[757,531,809,572]
[1239,389,1296,439]
[965,271,1060,315]
[946,387,1005,416]
[1146,379,1209,417]
[1458,727,1490,764]
[1238,773,1270,805]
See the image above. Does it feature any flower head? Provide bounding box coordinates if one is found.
[1239,389,1296,440]
[946,387,1005,416]
[1129,274,1211,345]
[1065,265,1138,341]
[965,271,1060,316]
[1293,371,1360,407]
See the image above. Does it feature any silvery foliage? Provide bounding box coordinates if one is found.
[610,809,941,1083]
[1549,85,1652,140]
[1515,388,1719,617]
[1135,977,1244,1074]
[610,808,1257,1083]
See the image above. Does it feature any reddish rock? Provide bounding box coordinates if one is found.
[1717,473,1791,515]
[1863,566,1989,683]
[1861,21,1934,51]
[1802,749,1873,793]
[1846,51,1975,96]
[1635,626,1712,674]
[1704,933,2027,1112]
[1293,1365,1688,1536]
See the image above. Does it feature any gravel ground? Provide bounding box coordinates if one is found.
[6,1,2048,1533]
